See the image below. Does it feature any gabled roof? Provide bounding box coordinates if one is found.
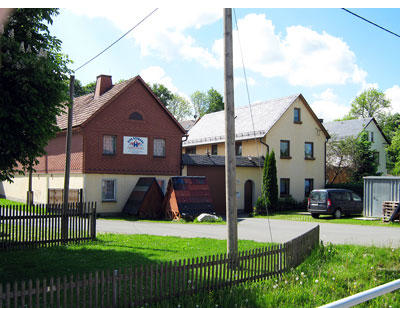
[324,117,389,143]
[180,119,196,132]
[57,75,186,134]
[183,93,329,146]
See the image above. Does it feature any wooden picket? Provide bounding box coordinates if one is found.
[0,202,96,251]
[0,225,319,308]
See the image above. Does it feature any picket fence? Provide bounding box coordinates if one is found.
[0,225,319,308]
[0,202,97,250]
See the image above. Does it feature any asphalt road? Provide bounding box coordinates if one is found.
[97,218,400,248]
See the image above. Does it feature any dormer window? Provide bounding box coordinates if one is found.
[294,108,301,124]
[129,112,143,120]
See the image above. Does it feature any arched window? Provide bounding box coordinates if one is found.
[129,112,143,120]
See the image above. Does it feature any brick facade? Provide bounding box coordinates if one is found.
[35,77,184,176]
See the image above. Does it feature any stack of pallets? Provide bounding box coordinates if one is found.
[382,201,400,222]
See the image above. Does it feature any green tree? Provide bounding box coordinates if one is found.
[167,95,192,122]
[190,91,208,118]
[151,83,192,121]
[386,129,400,175]
[206,88,224,114]
[351,131,379,182]
[262,150,278,213]
[344,88,391,122]
[0,9,70,182]
[191,88,224,118]
[73,79,96,97]
[150,83,174,107]
[326,136,357,184]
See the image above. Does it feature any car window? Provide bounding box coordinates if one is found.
[344,192,351,201]
[310,191,327,202]
[352,193,362,201]
[330,192,341,200]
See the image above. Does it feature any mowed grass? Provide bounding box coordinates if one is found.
[99,215,226,225]
[1,233,399,307]
[0,198,25,207]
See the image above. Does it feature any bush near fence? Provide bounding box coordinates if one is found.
[0,225,320,308]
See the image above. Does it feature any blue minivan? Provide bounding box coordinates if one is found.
[307,189,363,219]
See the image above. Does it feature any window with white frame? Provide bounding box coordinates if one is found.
[102,179,116,201]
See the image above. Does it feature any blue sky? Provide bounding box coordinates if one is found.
[40,4,400,121]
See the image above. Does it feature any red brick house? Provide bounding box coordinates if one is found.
[1,75,186,214]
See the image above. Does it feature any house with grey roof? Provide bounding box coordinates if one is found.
[324,117,389,179]
[182,94,330,213]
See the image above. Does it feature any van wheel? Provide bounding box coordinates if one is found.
[334,209,342,219]
[311,213,319,219]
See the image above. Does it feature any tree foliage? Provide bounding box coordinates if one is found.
[350,131,379,182]
[343,88,391,122]
[386,129,400,175]
[0,9,70,182]
[73,79,96,97]
[190,88,224,118]
[150,83,191,121]
[327,132,379,183]
[262,150,278,213]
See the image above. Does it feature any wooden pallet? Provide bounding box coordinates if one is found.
[382,201,400,222]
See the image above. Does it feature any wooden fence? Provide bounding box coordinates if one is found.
[0,225,319,308]
[0,202,96,251]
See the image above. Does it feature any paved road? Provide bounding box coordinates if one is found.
[97,218,400,248]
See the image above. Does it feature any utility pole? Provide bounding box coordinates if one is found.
[224,8,238,258]
[62,74,74,242]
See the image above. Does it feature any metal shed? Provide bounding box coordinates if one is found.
[364,176,400,217]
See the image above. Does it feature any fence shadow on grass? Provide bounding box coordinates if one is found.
[0,225,320,308]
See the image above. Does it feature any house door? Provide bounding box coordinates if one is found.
[244,180,253,213]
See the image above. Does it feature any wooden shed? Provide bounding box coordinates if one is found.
[162,176,215,220]
[123,177,164,219]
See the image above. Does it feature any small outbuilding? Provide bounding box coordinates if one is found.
[364,176,400,218]
[123,177,164,219]
[162,176,215,220]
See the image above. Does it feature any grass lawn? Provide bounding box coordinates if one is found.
[99,215,226,225]
[254,211,400,227]
[1,233,399,307]
[0,198,25,207]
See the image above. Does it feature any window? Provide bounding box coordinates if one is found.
[352,193,362,202]
[102,179,116,201]
[280,140,290,158]
[305,179,314,197]
[153,138,166,157]
[373,152,379,165]
[370,131,374,142]
[211,144,218,155]
[305,142,314,159]
[235,142,242,156]
[103,135,116,155]
[185,147,196,154]
[129,112,143,120]
[294,108,301,123]
[280,178,290,197]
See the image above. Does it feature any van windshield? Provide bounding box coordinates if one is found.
[310,191,327,203]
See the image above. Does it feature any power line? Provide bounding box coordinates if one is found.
[74,8,159,72]
[342,8,400,39]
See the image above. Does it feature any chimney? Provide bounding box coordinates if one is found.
[94,75,112,98]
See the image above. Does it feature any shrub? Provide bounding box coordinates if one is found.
[277,196,307,212]
[325,182,363,198]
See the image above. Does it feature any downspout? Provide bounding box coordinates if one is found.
[259,138,269,156]
[180,134,188,176]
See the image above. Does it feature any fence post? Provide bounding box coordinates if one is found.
[91,203,96,240]
[112,270,118,308]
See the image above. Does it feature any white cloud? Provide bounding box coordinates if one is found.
[217,14,368,87]
[70,9,367,89]
[310,88,350,121]
[139,66,189,100]
[69,7,221,67]
[385,85,400,114]
[234,76,256,87]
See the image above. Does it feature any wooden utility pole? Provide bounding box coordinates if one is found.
[62,74,75,241]
[224,8,238,258]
